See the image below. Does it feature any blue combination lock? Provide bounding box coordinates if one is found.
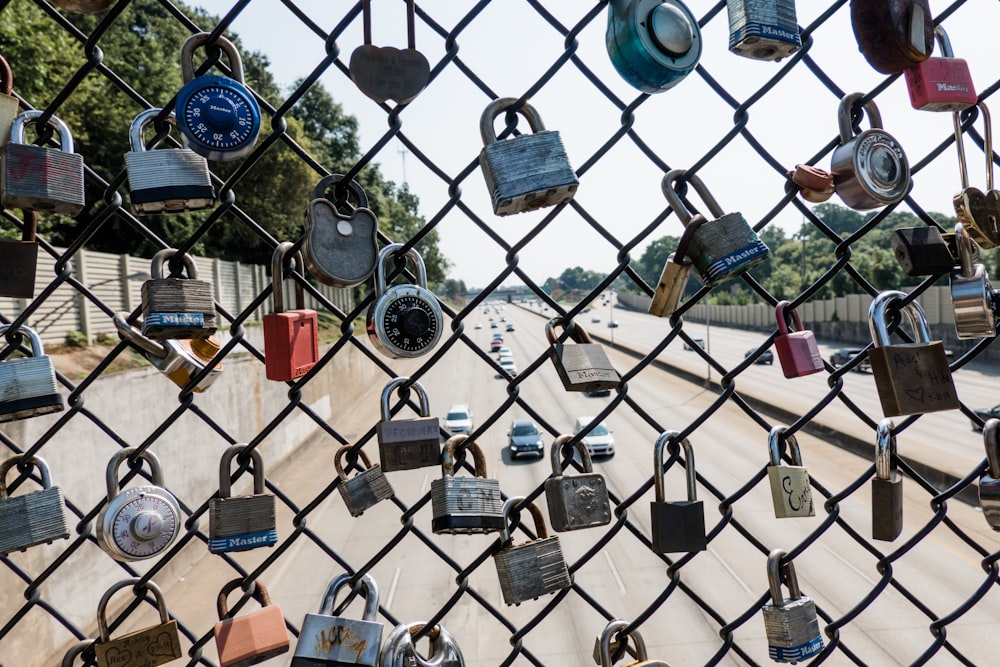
[175,33,261,161]
[606,0,702,93]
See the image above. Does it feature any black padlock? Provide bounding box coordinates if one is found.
[890,226,957,276]
[0,210,38,298]
[872,418,904,542]
[545,318,620,393]
[850,0,934,74]
[650,430,706,553]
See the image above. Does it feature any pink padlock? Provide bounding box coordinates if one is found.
[774,301,824,379]
[904,25,977,112]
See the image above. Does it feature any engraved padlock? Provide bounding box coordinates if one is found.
[766,426,815,519]
[606,0,702,93]
[291,572,382,667]
[214,578,290,667]
[96,448,181,562]
[727,0,801,62]
[124,107,215,214]
[493,496,572,605]
[431,435,504,535]
[0,209,38,298]
[867,290,959,417]
[264,242,319,382]
[890,226,958,276]
[773,300,823,378]
[850,0,933,74]
[141,248,217,339]
[366,243,443,358]
[978,419,1000,531]
[594,619,670,667]
[830,93,910,210]
[335,445,394,517]
[0,54,19,147]
[761,549,824,663]
[209,445,277,554]
[0,324,64,422]
[114,311,222,392]
[0,454,69,556]
[648,215,703,318]
[544,434,612,532]
[650,430,706,553]
[662,169,769,286]
[478,98,578,216]
[50,0,115,13]
[375,376,441,472]
[380,623,465,667]
[904,25,977,111]
[303,175,378,288]
[94,578,183,667]
[872,418,904,542]
[175,33,261,161]
[545,317,620,393]
[950,223,996,339]
[2,110,85,214]
[952,102,1000,249]
[348,0,430,104]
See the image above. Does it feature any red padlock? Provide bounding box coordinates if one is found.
[214,578,290,667]
[904,26,977,112]
[263,242,319,382]
[774,301,824,379]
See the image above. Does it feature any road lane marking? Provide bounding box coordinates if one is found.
[385,567,401,610]
[603,550,627,593]
[709,546,754,595]
[420,473,429,495]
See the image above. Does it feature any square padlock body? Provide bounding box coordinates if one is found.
[208,494,277,553]
[376,417,441,472]
[544,474,612,531]
[430,476,504,533]
[94,619,182,667]
[0,486,69,556]
[774,332,824,378]
[214,605,290,667]
[871,475,903,541]
[890,227,956,276]
[339,466,394,517]
[904,57,977,111]
[689,213,769,286]
[550,343,620,393]
[292,614,382,666]
[125,149,216,214]
[493,536,571,605]
[141,277,217,339]
[263,309,319,382]
[1,143,85,215]
[0,239,38,298]
[867,342,960,416]
[650,500,706,553]
[479,130,578,216]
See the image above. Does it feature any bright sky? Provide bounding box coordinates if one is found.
[193,1,999,289]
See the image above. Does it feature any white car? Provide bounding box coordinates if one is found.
[498,357,517,378]
[573,417,615,457]
[445,405,473,434]
[497,346,512,359]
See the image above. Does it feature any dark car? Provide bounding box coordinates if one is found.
[972,405,1000,431]
[683,338,705,351]
[745,348,774,365]
[829,348,871,373]
[507,419,544,458]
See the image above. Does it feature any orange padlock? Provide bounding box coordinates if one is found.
[263,241,319,382]
[214,578,290,667]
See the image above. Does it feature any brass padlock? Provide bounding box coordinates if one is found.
[650,430,706,553]
[375,376,441,472]
[2,110,85,214]
[545,317,620,393]
[761,549,824,663]
[209,445,277,554]
[544,434,612,532]
[366,244,443,358]
[336,445,395,517]
[114,312,223,393]
[648,215,703,318]
[0,54,19,147]
[493,496,571,606]
[594,619,670,667]
[952,102,1000,249]
[726,0,801,62]
[0,209,38,298]
[214,578,290,667]
[94,578,182,667]
[141,248,217,339]
[766,426,815,519]
[380,622,465,667]
[430,435,504,535]
[348,0,430,104]
[872,418,904,542]
[850,0,933,74]
[0,324,64,422]
[950,222,996,339]
[605,0,702,93]
[303,175,378,288]
[0,454,69,556]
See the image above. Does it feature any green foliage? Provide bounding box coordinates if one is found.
[557,266,606,292]
[64,330,88,348]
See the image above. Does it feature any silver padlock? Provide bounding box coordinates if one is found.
[366,244,443,358]
[872,418,903,542]
[950,222,996,339]
[766,426,815,519]
[1,109,85,214]
[375,376,441,472]
[761,548,824,663]
[0,454,69,556]
[546,317,621,393]
[606,0,702,93]
[292,572,382,667]
[478,98,578,216]
[593,619,670,667]
[114,311,223,392]
[209,445,277,554]
[0,324,64,423]
[727,0,801,61]
[124,107,215,215]
[141,248,217,339]
[303,175,378,288]
[336,445,394,517]
[544,434,612,532]
[978,419,1000,530]
[380,622,465,667]
[0,55,19,148]
[431,435,504,535]
[493,496,571,606]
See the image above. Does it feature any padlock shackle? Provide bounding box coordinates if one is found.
[360,0,418,49]
[113,311,169,359]
[17,209,37,243]
[180,33,246,84]
[0,323,45,359]
[953,102,993,192]
[150,247,199,280]
[128,108,178,153]
[837,93,884,146]
[312,173,369,209]
[97,578,171,642]
[10,109,74,153]
[661,169,725,227]
[983,419,1000,478]
[380,376,432,420]
[868,290,933,348]
[271,241,306,314]
[597,619,649,666]
[441,435,488,478]
[933,25,955,59]
[775,301,804,337]
[767,426,803,468]
[766,548,802,606]
[318,572,380,619]
[480,97,546,146]
[500,496,549,545]
[381,621,463,666]
[0,54,12,97]
[544,317,595,346]
[218,444,265,498]
[0,454,52,500]
[105,447,164,502]
[653,430,697,503]
[216,578,270,619]
[875,418,897,482]
[61,640,94,667]
[955,222,979,280]
[671,214,705,267]
[375,243,429,298]
[550,433,594,476]
[334,445,376,482]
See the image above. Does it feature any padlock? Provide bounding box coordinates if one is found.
[650,431,706,553]
[773,301,823,378]
[904,25,977,111]
[788,164,835,203]
[545,317,620,393]
[0,209,38,298]
[96,448,181,562]
[380,622,465,667]
[606,0,702,93]
[890,226,957,276]
[0,324,64,423]
[61,640,95,667]
[264,241,319,382]
[335,445,394,517]
[830,93,910,210]
[647,215,703,318]
[726,0,801,62]
[0,54,19,147]
[544,434,612,532]
[952,102,1000,249]
[867,290,960,417]
[94,579,182,667]
[431,435,504,534]
[141,248,217,339]
[951,223,996,339]
[493,496,572,605]
[978,419,1000,531]
[214,578,290,667]
[0,454,69,556]
[1,110,85,214]
[478,98,579,216]
[50,0,115,13]
[375,376,441,472]
[114,311,223,392]
[291,572,382,667]
[594,619,670,667]
[872,418,904,542]
[124,107,216,215]
[850,0,933,74]
[661,169,769,287]
[761,549,825,663]
[209,445,277,554]
[766,426,815,519]
[348,0,430,104]
[366,243,443,358]
[175,33,261,161]
[303,175,378,288]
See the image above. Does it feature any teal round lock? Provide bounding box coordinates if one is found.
[606,0,702,93]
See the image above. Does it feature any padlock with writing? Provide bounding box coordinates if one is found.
[766,426,815,519]
[545,434,612,532]
[662,169,769,286]
[0,55,19,147]
[336,445,394,517]
[94,578,183,667]
[375,377,440,472]
[761,549,824,663]
[606,0,702,93]
[978,419,1000,531]
[650,431,706,553]
[890,226,957,276]
[872,418,903,542]
[2,110,85,214]
[141,248,217,339]
[0,324,64,423]
[431,435,504,534]
[478,98,578,216]
[830,93,910,210]
[366,244,443,358]
[788,164,835,203]
[292,572,382,667]
[950,223,996,339]
[124,107,215,215]
[546,317,620,393]
[115,312,223,392]
[349,0,430,104]
[380,623,465,667]
[0,454,69,556]
[214,578,290,667]
[493,496,572,605]
[303,175,378,288]
[648,215,703,318]
[952,102,1000,249]
[209,445,277,554]
[727,0,801,62]
[264,242,319,382]
[0,210,38,298]
[904,25,977,112]
[850,0,933,74]
[867,290,959,417]
[773,301,823,378]
[594,619,670,667]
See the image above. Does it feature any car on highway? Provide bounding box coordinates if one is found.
[971,405,1000,431]
[497,357,518,377]
[490,321,498,329]
[591,315,601,323]
[745,348,774,365]
[444,405,473,435]
[507,419,544,458]
[829,348,871,372]
[683,338,705,351]
[490,338,503,352]
[497,346,512,360]
[573,417,615,457]
[474,322,482,330]
[506,323,515,332]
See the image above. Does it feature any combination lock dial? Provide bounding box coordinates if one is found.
[367,244,443,358]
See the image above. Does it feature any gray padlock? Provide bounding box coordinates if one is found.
[114,311,223,393]
[493,496,571,606]
[727,0,801,61]
[0,454,69,556]
[124,107,215,215]
[950,222,996,339]
[766,426,815,519]
[1,110,85,214]
[0,209,38,299]
[544,434,612,532]
[141,248,217,339]
[292,572,382,667]
[375,376,441,472]
[380,622,465,667]
[366,244,443,358]
[650,430,706,553]
[648,215,703,318]
[431,435,504,534]
[209,445,277,554]
[545,317,620,393]
[478,98,578,216]
[335,445,394,517]
[761,548,825,663]
[979,419,1000,530]
[0,324,64,423]
[872,418,903,542]
[303,175,378,288]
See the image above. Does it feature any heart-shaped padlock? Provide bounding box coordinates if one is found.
[349,0,430,104]
[953,103,1000,248]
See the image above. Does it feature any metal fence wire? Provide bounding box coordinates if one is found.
[3,0,1000,665]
